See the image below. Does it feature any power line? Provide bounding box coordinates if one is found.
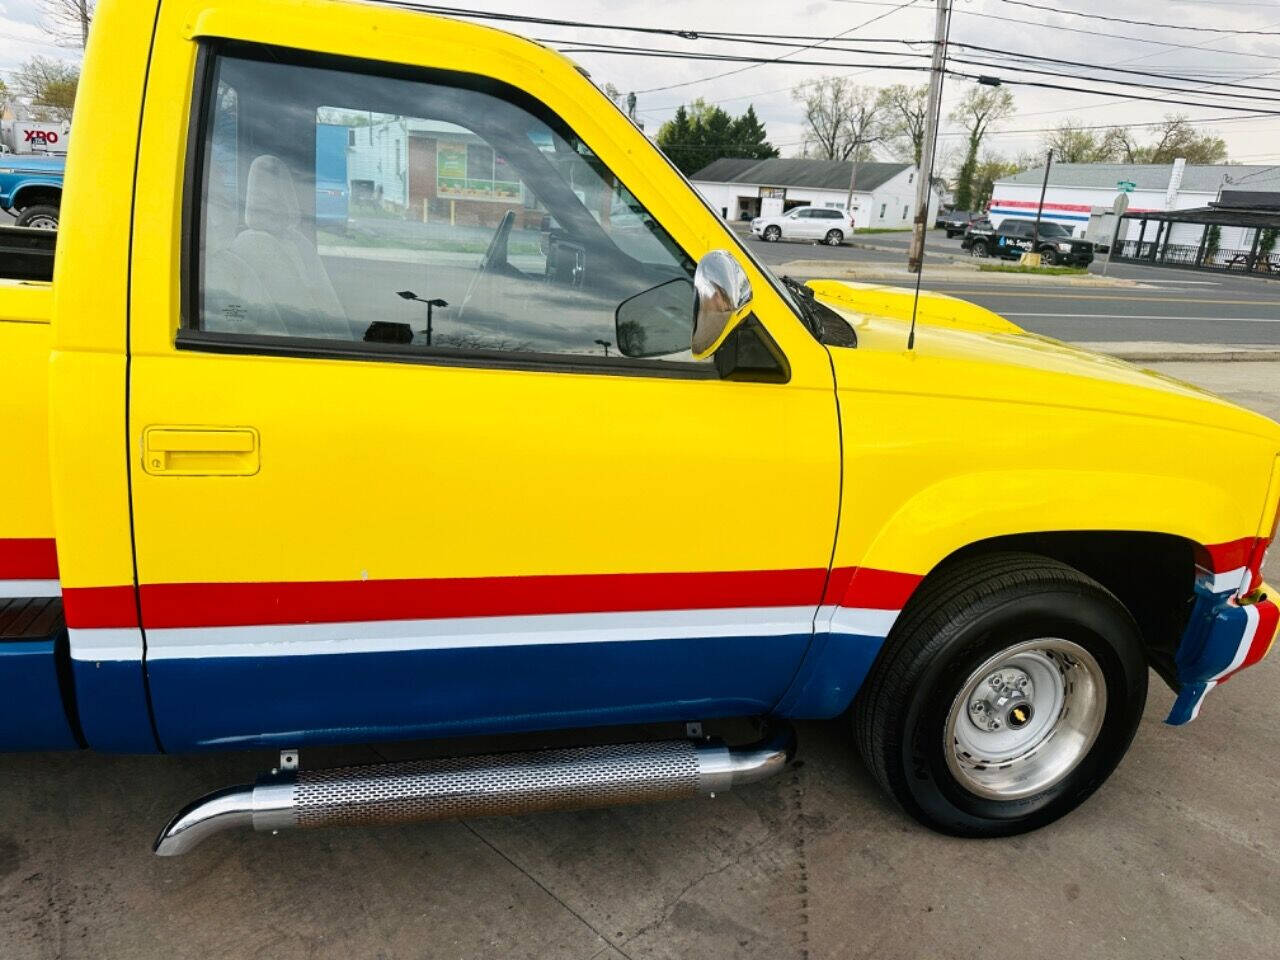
[998,0,1280,36]
[948,41,1280,94]
[953,8,1278,60]
[631,0,924,95]
[547,40,1280,115]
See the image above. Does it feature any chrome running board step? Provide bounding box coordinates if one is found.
[154,727,795,856]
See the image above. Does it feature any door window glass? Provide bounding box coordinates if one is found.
[193,51,702,365]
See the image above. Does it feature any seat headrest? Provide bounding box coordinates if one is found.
[244,154,301,234]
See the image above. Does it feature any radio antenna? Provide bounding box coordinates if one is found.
[907,0,954,351]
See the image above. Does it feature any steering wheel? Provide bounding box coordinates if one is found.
[456,210,516,323]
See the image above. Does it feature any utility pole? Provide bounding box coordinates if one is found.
[1032,148,1053,248]
[908,0,951,273]
[844,159,859,226]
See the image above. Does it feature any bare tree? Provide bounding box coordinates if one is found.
[877,83,929,165]
[949,87,1015,210]
[1043,114,1226,165]
[1043,120,1119,164]
[1134,115,1227,164]
[12,57,80,122]
[42,0,94,48]
[792,77,885,161]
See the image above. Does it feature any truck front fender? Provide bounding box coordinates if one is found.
[851,467,1236,584]
[775,467,1242,719]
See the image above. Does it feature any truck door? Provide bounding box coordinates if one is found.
[125,33,841,751]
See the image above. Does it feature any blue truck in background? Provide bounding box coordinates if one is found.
[316,122,349,228]
[0,126,345,235]
[0,153,66,230]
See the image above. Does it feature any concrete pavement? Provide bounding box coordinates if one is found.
[3,361,1280,959]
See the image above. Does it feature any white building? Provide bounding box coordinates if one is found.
[990,162,1280,250]
[690,158,941,230]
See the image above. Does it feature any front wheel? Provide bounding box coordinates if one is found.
[15,204,59,230]
[1042,248,1059,266]
[763,225,781,242]
[824,229,844,246]
[970,240,989,258]
[853,552,1147,837]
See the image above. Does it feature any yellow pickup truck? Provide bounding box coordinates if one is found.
[2,0,1278,855]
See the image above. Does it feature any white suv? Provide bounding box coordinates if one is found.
[751,206,854,246]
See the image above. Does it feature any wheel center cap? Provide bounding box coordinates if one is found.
[1007,702,1034,729]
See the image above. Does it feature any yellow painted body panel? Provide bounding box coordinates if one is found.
[122,0,840,587]
[1,283,56,543]
[30,0,1280,607]
[45,0,160,592]
[813,289,1280,578]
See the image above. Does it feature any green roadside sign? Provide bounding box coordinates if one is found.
[1117,180,1136,193]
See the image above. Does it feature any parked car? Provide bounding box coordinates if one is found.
[0,153,64,229]
[3,0,1278,858]
[935,209,978,237]
[751,205,855,246]
[962,217,1094,266]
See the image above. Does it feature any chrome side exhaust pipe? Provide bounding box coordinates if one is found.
[154,727,794,856]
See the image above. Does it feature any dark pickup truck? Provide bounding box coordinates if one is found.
[962,217,1094,267]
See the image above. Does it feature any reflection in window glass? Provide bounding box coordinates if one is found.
[196,54,701,363]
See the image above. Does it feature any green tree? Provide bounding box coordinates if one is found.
[729,106,778,160]
[950,87,1015,211]
[969,152,1027,211]
[657,102,777,175]
[13,56,79,122]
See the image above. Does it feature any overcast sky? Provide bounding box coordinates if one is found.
[3,0,1278,170]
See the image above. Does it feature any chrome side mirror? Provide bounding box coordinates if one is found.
[691,250,753,358]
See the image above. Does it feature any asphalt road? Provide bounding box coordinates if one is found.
[741,226,1280,346]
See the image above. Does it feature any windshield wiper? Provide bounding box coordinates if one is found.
[780,275,824,339]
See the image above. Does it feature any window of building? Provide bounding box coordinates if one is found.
[879,203,886,218]
[191,49,702,367]
[908,172,914,184]
[903,205,909,220]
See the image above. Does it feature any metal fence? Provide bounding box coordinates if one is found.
[1112,238,1279,274]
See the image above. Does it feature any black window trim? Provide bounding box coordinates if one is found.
[179,38,750,383]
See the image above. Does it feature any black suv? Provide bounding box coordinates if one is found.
[935,209,977,238]
[961,218,1094,266]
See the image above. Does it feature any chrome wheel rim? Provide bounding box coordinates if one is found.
[765,228,780,241]
[945,639,1106,801]
[24,215,58,230]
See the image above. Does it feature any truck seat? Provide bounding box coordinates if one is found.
[202,197,281,335]
[226,154,355,340]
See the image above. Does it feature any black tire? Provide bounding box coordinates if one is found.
[1042,248,1059,266]
[15,204,59,230]
[853,552,1147,837]
[824,229,844,246]
[763,225,781,242]
[946,229,957,238]
[970,240,989,258]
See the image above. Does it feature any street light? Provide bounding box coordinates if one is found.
[397,290,448,346]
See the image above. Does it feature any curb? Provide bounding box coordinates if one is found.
[1070,342,1280,363]
[777,261,1139,287]
[1093,349,1280,363]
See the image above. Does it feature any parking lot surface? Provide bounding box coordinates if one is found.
[3,363,1279,960]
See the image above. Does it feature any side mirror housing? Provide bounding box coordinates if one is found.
[691,250,753,359]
